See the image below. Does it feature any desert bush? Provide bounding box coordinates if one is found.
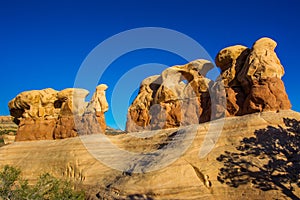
[0,165,85,200]
[0,165,21,199]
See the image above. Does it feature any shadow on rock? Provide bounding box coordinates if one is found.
[217,118,300,200]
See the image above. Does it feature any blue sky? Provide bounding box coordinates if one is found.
[1,0,299,129]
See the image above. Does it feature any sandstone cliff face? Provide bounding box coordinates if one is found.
[126,37,291,132]
[8,84,109,141]
[1,110,299,199]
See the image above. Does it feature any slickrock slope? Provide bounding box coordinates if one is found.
[8,84,108,141]
[1,110,300,199]
[126,37,291,132]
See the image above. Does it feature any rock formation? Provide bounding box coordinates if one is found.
[126,59,213,132]
[8,84,109,141]
[1,37,297,200]
[126,75,160,132]
[87,84,109,131]
[0,116,17,145]
[126,37,291,132]
[0,116,17,133]
[8,88,60,141]
[216,37,291,116]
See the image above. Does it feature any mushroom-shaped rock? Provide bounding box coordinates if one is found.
[86,84,109,132]
[8,88,59,122]
[89,84,109,113]
[8,85,109,141]
[8,88,59,141]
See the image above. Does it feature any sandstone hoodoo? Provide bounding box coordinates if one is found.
[8,84,109,141]
[126,37,291,132]
[87,84,109,132]
[126,59,214,132]
[217,37,291,116]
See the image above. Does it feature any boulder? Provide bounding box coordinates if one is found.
[215,45,250,86]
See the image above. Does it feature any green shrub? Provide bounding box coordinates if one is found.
[0,165,21,199]
[0,165,85,200]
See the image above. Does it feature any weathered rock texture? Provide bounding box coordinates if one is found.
[126,37,291,132]
[0,116,17,133]
[8,84,109,141]
[2,133,15,144]
[217,37,291,116]
[87,84,109,131]
[126,59,213,132]
[1,110,300,199]
[0,116,17,145]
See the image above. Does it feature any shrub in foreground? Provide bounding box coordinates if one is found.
[0,165,84,200]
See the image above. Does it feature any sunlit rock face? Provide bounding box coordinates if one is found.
[126,59,214,132]
[217,37,291,116]
[8,84,109,141]
[126,37,291,132]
